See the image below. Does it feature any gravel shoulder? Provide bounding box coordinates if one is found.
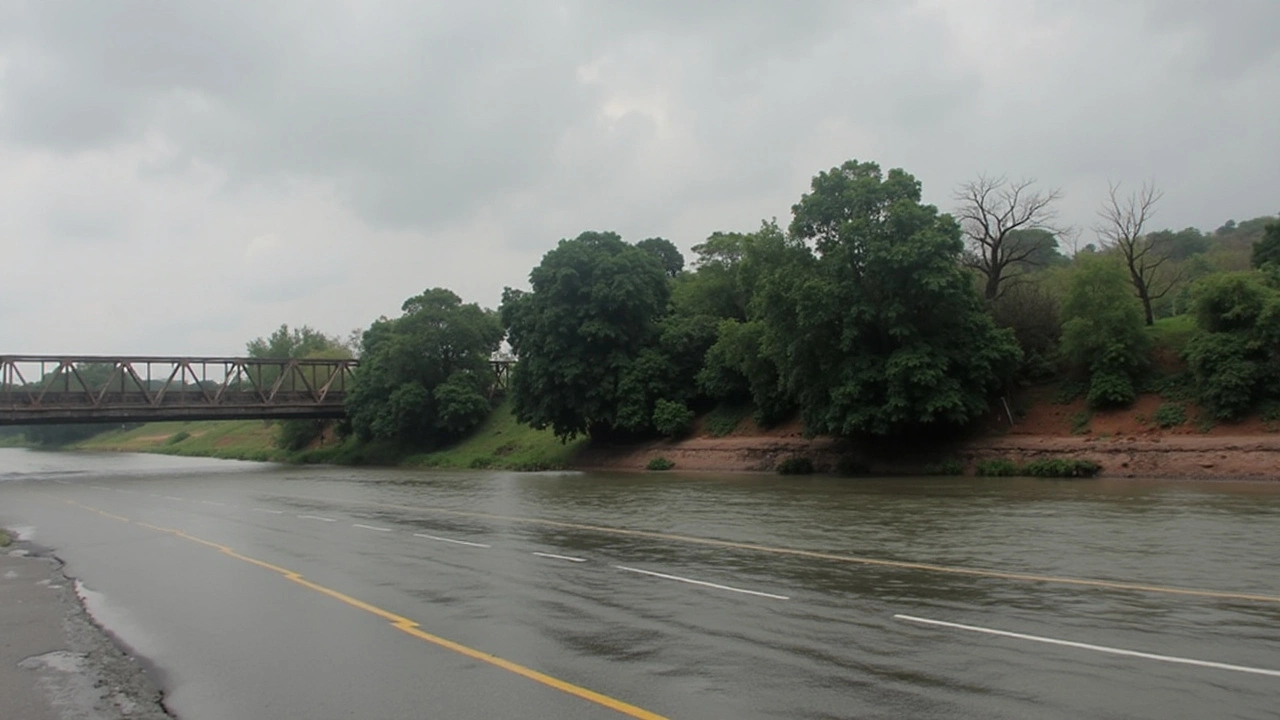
[0,533,172,720]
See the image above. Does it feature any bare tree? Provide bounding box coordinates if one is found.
[1094,181,1177,326]
[954,175,1067,300]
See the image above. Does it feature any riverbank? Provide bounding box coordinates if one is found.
[71,399,586,471]
[53,392,1280,479]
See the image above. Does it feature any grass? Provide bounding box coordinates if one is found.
[703,403,751,437]
[0,434,28,448]
[76,420,289,462]
[406,399,586,471]
[1147,314,1198,355]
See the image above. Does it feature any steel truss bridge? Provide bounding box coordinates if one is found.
[0,356,359,425]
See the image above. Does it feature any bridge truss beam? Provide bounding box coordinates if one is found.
[0,356,358,426]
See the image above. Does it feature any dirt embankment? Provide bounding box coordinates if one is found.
[578,394,1280,479]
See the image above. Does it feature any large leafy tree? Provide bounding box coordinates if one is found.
[501,231,670,440]
[761,160,1020,438]
[683,220,802,424]
[346,288,503,444]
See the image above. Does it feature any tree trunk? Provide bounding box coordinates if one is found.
[1140,290,1154,326]
[984,272,1000,300]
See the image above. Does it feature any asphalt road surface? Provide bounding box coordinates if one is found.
[2,448,1279,719]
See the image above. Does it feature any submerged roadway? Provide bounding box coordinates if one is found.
[1,449,1278,719]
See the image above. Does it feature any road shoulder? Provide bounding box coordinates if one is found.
[0,534,172,720]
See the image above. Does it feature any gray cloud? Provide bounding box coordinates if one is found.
[1,0,1277,354]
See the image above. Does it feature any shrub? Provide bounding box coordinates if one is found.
[990,283,1062,381]
[652,399,695,438]
[1070,411,1092,435]
[1183,332,1259,420]
[1021,458,1102,478]
[165,431,191,445]
[1153,403,1186,429]
[1060,255,1149,409]
[975,458,1019,477]
[0,530,10,548]
[776,456,815,475]
[923,459,965,476]
[468,456,496,469]
[1085,368,1137,409]
[646,457,675,471]
[276,419,325,451]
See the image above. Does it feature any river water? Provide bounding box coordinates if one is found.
[1,448,1278,719]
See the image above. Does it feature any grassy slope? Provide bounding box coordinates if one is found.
[70,399,581,470]
[406,399,586,470]
[76,419,290,462]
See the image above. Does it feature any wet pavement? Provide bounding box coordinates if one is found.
[1,448,1278,719]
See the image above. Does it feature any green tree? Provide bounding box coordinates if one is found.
[501,231,670,440]
[1250,222,1280,269]
[246,324,347,359]
[345,288,503,444]
[681,221,803,424]
[1060,254,1150,408]
[635,237,685,279]
[762,160,1020,437]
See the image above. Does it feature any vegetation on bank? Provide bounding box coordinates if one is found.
[0,529,11,548]
[8,158,1280,476]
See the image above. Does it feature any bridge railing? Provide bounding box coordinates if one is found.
[0,356,358,425]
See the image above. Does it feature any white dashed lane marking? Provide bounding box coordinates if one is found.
[413,533,490,548]
[533,552,587,563]
[614,565,790,600]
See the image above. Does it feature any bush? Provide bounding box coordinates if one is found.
[652,399,695,438]
[1085,368,1137,409]
[923,459,965,476]
[1153,403,1186,429]
[468,456,496,469]
[975,458,1019,477]
[1060,255,1149,409]
[165,431,191,446]
[776,456,815,475]
[1021,458,1102,478]
[646,457,675,471]
[1183,332,1259,420]
[990,283,1062,381]
[276,420,325,451]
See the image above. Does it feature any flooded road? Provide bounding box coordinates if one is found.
[2,448,1278,719]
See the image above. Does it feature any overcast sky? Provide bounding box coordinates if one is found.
[2,1,1277,355]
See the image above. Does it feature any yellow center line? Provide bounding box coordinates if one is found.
[58,500,667,720]
[351,499,1280,605]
